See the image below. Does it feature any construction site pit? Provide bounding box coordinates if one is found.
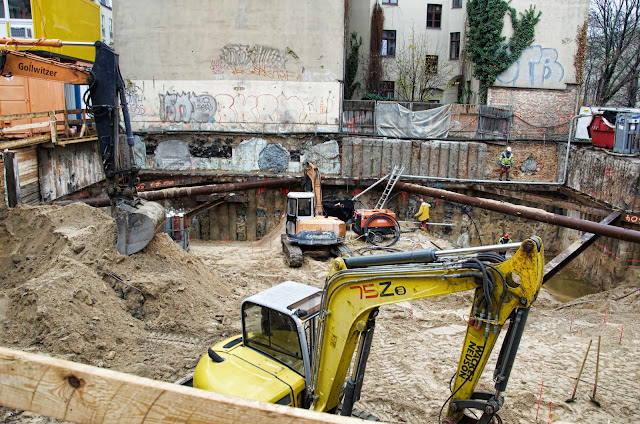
[1,202,639,424]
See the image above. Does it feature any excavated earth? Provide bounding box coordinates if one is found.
[0,203,639,423]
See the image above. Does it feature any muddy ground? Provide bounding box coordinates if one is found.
[0,203,639,423]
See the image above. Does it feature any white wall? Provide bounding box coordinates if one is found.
[114,0,345,132]
[495,0,590,90]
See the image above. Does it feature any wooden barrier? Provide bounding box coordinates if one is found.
[0,347,358,424]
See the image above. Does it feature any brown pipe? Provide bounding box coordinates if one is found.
[396,181,640,244]
[62,178,300,207]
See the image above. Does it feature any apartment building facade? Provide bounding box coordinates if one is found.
[348,0,589,120]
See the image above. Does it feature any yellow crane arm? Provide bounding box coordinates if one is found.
[310,238,544,421]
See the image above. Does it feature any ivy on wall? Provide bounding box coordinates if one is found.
[345,32,362,100]
[466,0,541,103]
[367,3,384,94]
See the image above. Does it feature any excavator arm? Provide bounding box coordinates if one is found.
[0,38,164,255]
[310,237,544,422]
[303,161,324,217]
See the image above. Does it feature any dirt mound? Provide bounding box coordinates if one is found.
[0,203,233,379]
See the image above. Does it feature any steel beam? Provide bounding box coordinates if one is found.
[543,211,622,284]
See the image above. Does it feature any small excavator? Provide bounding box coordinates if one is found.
[194,236,544,423]
[0,38,164,254]
[281,162,351,266]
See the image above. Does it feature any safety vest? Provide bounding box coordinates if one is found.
[498,237,512,245]
[500,152,513,167]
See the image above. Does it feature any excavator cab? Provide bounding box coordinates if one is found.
[194,281,322,407]
[285,192,342,245]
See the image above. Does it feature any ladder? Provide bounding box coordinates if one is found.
[375,165,404,209]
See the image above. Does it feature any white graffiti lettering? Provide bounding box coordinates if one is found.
[159,92,217,123]
[497,45,565,87]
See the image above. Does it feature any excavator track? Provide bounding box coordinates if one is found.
[281,234,304,267]
[332,242,353,258]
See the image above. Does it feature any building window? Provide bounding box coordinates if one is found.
[8,0,31,19]
[450,32,461,60]
[379,81,395,99]
[426,4,442,28]
[382,0,398,4]
[452,0,462,8]
[425,55,439,74]
[109,18,113,39]
[381,30,396,57]
[101,14,106,36]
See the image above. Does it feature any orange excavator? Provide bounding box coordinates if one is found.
[281,162,352,266]
[0,38,164,254]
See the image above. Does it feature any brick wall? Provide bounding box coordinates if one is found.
[488,84,579,140]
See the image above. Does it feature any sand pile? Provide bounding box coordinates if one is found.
[0,203,234,380]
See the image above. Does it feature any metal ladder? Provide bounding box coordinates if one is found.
[375,165,404,209]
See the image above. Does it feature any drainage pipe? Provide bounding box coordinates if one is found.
[395,181,640,244]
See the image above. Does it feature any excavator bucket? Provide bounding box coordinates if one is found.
[114,200,165,255]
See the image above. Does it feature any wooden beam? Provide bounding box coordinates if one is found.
[0,347,355,424]
[0,134,51,149]
[56,136,98,147]
[0,111,51,121]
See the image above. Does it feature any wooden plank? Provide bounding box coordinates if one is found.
[0,134,51,149]
[229,202,239,241]
[419,142,430,176]
[410,141,420,176]
[2,151,19,207]
[0,111,51,121]
[57,136,99,147]
[429,141,440,177]
[0,120,52,132]
[448,143,459,179]
[341,138,353,178]
[246,189,257,241]
[351,138,363,180]
[0,347,353,424]
[209,209,220,241]
[263,188,275,237]
[218,203,230,241]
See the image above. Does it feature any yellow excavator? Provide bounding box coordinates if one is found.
[0,38,164,254]
[194,237,544,423]
[281,161,351,266]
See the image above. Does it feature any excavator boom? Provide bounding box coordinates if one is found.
[0,39,164,255]
[194,238,544,422]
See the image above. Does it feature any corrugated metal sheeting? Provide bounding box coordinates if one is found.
[38,143,104,202]
[341,138,487,180]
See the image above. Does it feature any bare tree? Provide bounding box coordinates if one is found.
[390,30,456,102]
[584,0,640,106]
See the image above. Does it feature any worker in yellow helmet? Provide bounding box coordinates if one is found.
[414,198,431,231]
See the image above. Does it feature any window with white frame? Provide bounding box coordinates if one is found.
[2,0,33,38]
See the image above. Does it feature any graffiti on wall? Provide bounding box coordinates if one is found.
[125,84,146,115]
[159,92,217,123]
[158,91,335,125]
[211,44,299,81]
[497,45,565,87]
